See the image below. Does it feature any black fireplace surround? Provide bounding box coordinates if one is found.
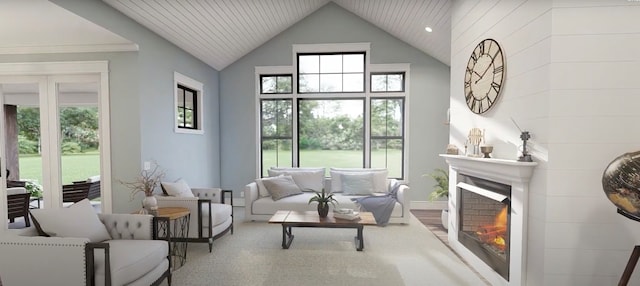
[458,174,512,281]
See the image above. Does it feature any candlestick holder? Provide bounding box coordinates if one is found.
[518,131,533,162]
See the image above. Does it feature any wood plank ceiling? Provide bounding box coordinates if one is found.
[103,0,451,70]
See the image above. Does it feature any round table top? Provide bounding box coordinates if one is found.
[156,207,190,220]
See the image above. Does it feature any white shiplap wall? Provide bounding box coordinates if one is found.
[451,0,640,285]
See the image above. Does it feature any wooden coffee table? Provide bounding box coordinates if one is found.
[268,210,377,251]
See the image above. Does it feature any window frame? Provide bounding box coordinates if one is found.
[369,97,405,178]
[370,72,406,93]
[255,44,409,181]
[296,51,366,94]
[174,72,204,135]
[260,74,293,94]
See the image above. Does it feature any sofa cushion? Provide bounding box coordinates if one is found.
[330,168,388,193]
[29,199,111,242]
[262,175,303,201]
[251,192,404,218]
[341,173,374,195]
[93,239,168,286]
[161,179,195,198]
[267,168,324,192]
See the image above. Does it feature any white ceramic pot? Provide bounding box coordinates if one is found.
[441,209,449,230]
[142,195,158,211]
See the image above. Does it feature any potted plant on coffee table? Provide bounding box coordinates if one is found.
[308,189,338,218]
[426,168,449,229]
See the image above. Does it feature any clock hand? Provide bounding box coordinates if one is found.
[474,56,496,84]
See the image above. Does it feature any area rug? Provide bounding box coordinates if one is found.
[170,209,486,286]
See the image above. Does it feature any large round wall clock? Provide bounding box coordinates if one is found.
[464,38,505,114]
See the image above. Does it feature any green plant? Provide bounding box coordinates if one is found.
[425,168,449,201]
[308,189,338,208]
[24,180,43,198]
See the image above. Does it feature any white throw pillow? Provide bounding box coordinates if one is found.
[261,175,303,201]
[330,168,388,193]
[29,199,112,242]
[267,168,324,192]
[341,173,375,195]
[161,179,195,198]
[255,175,284,197]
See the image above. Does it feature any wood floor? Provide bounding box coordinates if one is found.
[412,209,491,285]
[410,209,449,245]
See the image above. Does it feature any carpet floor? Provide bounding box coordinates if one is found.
[169,208,487,286]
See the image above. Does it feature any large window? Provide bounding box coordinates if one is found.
[370,98,404,178]
[298,99,364,168]
[257,44,408,179]
[260,99,293,176]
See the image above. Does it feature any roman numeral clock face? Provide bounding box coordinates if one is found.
[464,39,505,114]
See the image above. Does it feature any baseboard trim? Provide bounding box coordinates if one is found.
[411,200,447,210]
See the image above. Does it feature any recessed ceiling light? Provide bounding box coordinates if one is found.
[424,26,433,32]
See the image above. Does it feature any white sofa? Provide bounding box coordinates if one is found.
[244,168,410,224]
[0,213,170,286]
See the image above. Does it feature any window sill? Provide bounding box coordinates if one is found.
[174,128,204,135]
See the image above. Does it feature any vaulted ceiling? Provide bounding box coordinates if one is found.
[103,0,452,70]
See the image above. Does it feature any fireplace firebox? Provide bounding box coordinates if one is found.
[457,174,512,281]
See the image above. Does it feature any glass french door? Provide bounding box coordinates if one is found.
[0,61,111,232]
[1,74,103,229]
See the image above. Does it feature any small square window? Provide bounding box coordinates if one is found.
[371,72,405,92]
[261,75,292,94]
[174,72,204,134]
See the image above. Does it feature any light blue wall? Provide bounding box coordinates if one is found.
[220,3,450,202]
[0,0,221,213]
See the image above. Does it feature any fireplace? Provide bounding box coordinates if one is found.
[458,174,511,281]
[441,154,536,286]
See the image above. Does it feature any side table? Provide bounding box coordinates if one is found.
[155,207,190,271]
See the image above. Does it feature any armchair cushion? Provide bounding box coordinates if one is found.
[161,178,195,198]
[29,199,111,242]
[94,239,168,286]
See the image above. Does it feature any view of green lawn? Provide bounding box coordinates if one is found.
[262,149,402,177]
[19,152,100,185]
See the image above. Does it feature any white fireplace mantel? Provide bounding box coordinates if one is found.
[440,154,537,185]
[440,154,537,286]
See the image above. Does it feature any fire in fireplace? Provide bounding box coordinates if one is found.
[457,174,512,281]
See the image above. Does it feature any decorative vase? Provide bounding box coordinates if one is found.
[317,203,329,218]
[142,195,158,214]
[441,209,449,230]
[602,151,640,217]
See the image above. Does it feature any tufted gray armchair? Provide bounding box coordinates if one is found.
[156,187,233,252]
[0,213,171,286]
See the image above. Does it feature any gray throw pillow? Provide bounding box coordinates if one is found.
[262,175,303,201]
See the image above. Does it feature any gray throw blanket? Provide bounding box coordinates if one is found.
[351,182,402,226]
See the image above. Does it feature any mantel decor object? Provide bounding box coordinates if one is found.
[511,118,533,162]
[480,145,494,158]
[518,131,532,162]
[467,128,484,157]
